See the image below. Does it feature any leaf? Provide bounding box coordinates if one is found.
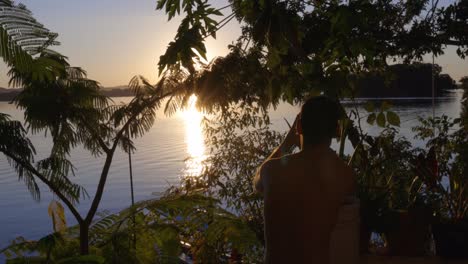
[48,200,66,232]
[0,1,60,65]
[154,225,181,259]
[364,101,375,112]
[381,101,392,111]
[377,112,386,127]
[386,111,400,126]
[367,113,376,125]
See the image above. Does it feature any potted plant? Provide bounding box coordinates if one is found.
[352,128,431,255]
[413,116,468,259]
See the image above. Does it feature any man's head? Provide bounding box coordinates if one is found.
[297,96,341,146]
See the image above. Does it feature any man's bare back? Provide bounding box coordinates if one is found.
[253,97,355,263]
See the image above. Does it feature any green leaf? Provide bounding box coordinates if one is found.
[267,50,281,68]
[367,113,376,125]
[156,0,167,10]
[364,101,375,112]
[377,112,386,127]
[386,111,400,126]
[381,101,392,111]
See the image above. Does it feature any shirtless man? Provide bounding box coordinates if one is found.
[254,96,355,264]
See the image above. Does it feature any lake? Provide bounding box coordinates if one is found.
[0,91,464,253]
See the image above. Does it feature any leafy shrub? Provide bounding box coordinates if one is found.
[351,128,421,232]
[413,116,468,221]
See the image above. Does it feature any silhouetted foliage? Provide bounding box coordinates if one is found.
[413,116,468,221]
[157,0,468,105]
[2,192,261,263]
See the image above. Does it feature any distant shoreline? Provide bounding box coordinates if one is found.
[0,88,462,102]
[0,87,135,102]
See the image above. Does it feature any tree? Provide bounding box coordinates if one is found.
[4,68,191,255]
[461,76,468,90]
[357,63,457,97]
[156,0,468,106]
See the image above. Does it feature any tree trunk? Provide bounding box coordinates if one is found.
[80,222,89,255]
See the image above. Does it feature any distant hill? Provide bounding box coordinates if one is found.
[101,86,134,97]
[0,88,21,101]
[0,87,19,94]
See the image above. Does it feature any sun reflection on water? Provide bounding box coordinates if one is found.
[181,95,206,177]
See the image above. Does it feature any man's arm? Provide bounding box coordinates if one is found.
[253,148,281,193]
[253,162,267,193]
[253,115,300,193]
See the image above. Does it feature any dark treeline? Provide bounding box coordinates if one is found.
[357,63,458,98]
[0,63,459,101]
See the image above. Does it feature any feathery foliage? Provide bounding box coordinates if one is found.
[0,113,39,200]
[0,0,64,84]
[2,192,261,263]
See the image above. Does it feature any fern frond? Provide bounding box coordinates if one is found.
[0,2,59,57]
[0,115,40,200]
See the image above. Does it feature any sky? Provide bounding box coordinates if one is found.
[0,0,240,87]
[0,0,466,88]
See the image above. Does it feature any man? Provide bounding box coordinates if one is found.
[254,96,355,263]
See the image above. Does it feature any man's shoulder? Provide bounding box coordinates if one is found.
[260,153,295,175]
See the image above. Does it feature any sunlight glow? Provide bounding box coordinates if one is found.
[181,95,206,176]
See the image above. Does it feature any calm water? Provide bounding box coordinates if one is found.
[0,91,464,252]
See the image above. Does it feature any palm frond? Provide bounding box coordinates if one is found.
[66,66,87,79]
[111,76,169,141]
[14,68,110,157]
[0,1,59,56]
[163,94,181,116]
[36,156,89,204]
[0,115,40,200]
